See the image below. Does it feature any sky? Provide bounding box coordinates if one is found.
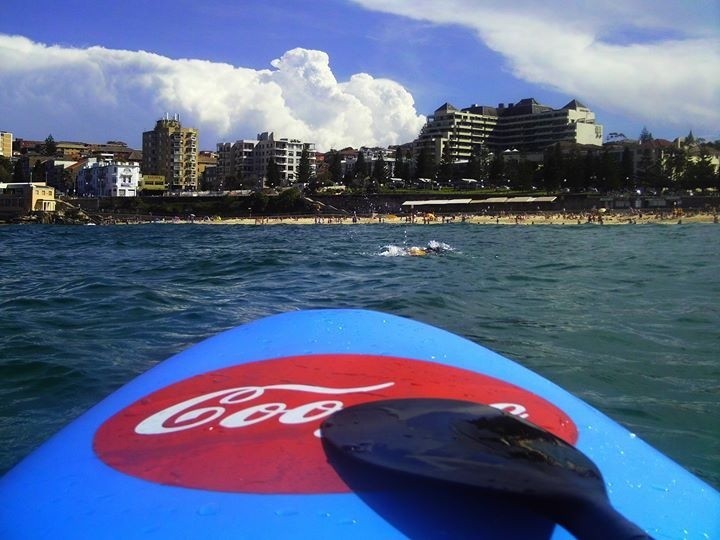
[1,0,718,152]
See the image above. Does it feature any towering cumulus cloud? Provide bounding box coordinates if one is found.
[0,35,426,150]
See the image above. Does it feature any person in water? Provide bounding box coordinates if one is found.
[408,244,444,256]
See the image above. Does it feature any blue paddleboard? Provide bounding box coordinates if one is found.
[1,309,718,538]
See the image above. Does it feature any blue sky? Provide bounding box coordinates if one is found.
[1,0,718,151]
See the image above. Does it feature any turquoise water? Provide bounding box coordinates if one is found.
[1,223,718,488]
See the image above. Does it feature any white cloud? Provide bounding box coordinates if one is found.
[0,35,426,151]
[351,0,720,136]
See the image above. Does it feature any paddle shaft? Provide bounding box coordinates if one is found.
[548,496,652,540]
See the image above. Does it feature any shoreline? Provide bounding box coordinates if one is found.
[6,209,716,226]
[141,210,718,226]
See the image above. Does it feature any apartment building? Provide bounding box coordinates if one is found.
[340,146,397,178]
[216,132,316,188]
[142,115,198,191]
[414,98,603,164]
[255,132,315,185]
[76,159,140,197]
[494,99,602,151]
[216,140,258,185]
[414,103,498,165]
[0,131,13,158]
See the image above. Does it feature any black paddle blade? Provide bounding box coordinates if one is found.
[321,398,604,502]
[321,398,652,539]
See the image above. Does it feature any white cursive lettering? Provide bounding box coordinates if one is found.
[135,382,394,435]
[489,402,529,419]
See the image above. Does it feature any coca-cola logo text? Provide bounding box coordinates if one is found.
[94,355,577,493]
[134,382,394,436]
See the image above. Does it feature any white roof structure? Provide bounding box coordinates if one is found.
[507,197,535,203]
[472,197,508,203]
[401,199,473,206]
[471,196,557,204]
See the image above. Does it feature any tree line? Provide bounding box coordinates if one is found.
[303,135,719,195]
[4,132,717,196]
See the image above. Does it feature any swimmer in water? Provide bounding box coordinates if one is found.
[408,244,443,256]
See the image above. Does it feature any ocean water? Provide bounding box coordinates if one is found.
[1,222,718,489]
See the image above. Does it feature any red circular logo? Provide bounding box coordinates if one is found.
[94,354,577,493]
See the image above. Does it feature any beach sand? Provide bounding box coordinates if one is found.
[170,210,718,226]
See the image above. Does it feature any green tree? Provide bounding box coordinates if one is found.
[265,157,281,188]
[620,146,634,190]
[505,158,521,190]
[43,134,57,156]
[224,175,242,190]
[314,159,332,186]
[32,160,46,183]
[582,151,598,191]
[327,151,343,184]
[516,159,538,191]
[563,149,583,192]
[684,151,717,189]
[488,153,505,186]
[393,146,403,178]
[464,145,490,183]
[62,168,75,194]
[297,147,312,186]
[636,147,655,188]
[414,147,435,181]
[249,191,269,213]
[0,156,12,183]
[541,144,564,193]
[437,140,454,184]
[638,127,653,144]
[305,175,319,194]
[276,187,302,211]
[644,162,664,192]
[372,154,387,184]
[353,151,367,179]
[463,152,479,181]
[13,159,26,182]
[395,150,412,182]
[598,149,620,191]
[661,147,687,188]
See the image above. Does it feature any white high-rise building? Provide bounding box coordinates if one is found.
[217,132,316,188]
[414,98,603,164]
[255,132,315,185]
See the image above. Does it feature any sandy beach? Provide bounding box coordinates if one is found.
[156,209,719,226]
